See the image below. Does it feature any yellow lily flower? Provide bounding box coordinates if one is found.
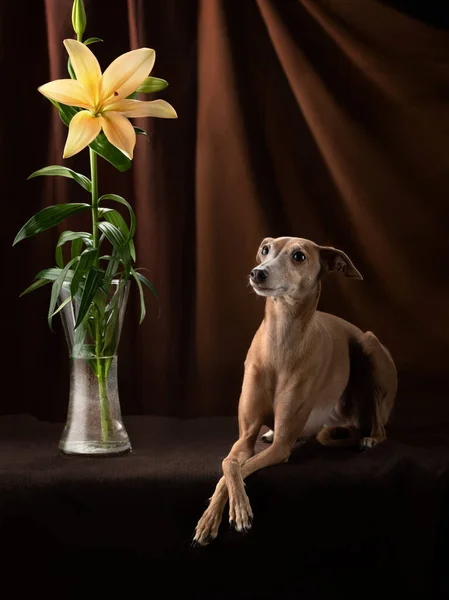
[39,39,178,159]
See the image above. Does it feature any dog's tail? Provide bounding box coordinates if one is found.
[316,425,360,447]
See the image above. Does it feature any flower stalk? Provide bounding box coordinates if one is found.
[89,146,113,441]
[13,0,176,452]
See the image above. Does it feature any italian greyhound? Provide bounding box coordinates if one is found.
[194,237,397,545]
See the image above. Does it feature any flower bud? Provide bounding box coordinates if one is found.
[72,0,87,41]
[136,77,169,94]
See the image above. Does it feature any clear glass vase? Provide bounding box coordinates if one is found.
[58,279,131,455]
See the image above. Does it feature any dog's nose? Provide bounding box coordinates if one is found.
[250,268,268,282]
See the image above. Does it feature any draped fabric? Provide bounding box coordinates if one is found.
[2,0,448,424]
[1,414,449,597]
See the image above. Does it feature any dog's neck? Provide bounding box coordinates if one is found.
[264,283,321,344]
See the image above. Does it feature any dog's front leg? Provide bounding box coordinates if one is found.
[193,476,228,546]
[193,364,269,545]
[225,389,314,534]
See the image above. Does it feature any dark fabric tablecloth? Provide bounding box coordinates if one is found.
[1,415,449,599]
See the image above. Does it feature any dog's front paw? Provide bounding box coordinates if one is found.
[229,489,253,533]
[193,503,223,546]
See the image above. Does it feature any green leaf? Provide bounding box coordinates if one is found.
[99,208,136,262]
[99,194,136,240]
[49,100,78,127]
[52,294,72,317]
[100,208,136,261]
[131,268,146,324]
[98,221,131,274]
[101,280,123,354]
[49,101,132,172]
[56,231,92,269]
[75,267,105,329]
[92,281,108,316]
[72,320,89,358]
[137,77,168,93]
[56,246,64,269]
[71,247,98,297]
[48,257,79,330]
[28,166,92,193]
[129,241,136,262]
[90,132,132,172]
[104,250,120,282]
[20,278,52,297]
[126,91,139,100]
[84,37,103,45]
[102,316,119,356]
[134,127,149,138]
[57,230,92,248]
[13,203,91,246]
[72,237,84,260]
[134,270,159,301]
[74,343,97,360]
[68,58,76,80]
[35,267,75,282]
[100,208,130,236]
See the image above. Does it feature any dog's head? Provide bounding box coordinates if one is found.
[249,237,362,300]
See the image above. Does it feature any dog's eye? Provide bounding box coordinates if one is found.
[261,246,269,256]
[292,251,306,262]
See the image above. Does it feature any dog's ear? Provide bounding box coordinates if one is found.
[256,237,274,263]
[318,246,363,280]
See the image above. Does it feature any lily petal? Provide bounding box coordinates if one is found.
[105,98,178,119]
[63,110,102,158]
[39,79,93,110]
[100,112,136,159]
[101,48,155,105]
[64,39,102,104]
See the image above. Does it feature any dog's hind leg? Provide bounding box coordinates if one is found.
[358,332,397,450]
[316,425,360,447]
[261,429,274,443]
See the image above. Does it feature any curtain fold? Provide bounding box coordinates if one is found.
[2,0,448,426]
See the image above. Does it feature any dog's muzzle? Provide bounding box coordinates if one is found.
[250,268,268,283]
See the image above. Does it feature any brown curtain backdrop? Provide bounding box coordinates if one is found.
[1,0,448,426]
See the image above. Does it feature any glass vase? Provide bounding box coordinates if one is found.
[58,279,131,455]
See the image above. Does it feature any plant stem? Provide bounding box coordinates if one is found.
[89,147,100,268]
[98,359,113,442]
[89,147,112,443]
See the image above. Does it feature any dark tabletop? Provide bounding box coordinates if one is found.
[1,415,449,599]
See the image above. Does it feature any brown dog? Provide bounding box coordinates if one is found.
[194,237,397,546]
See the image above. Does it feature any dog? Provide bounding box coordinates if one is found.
[193,237,397,546]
